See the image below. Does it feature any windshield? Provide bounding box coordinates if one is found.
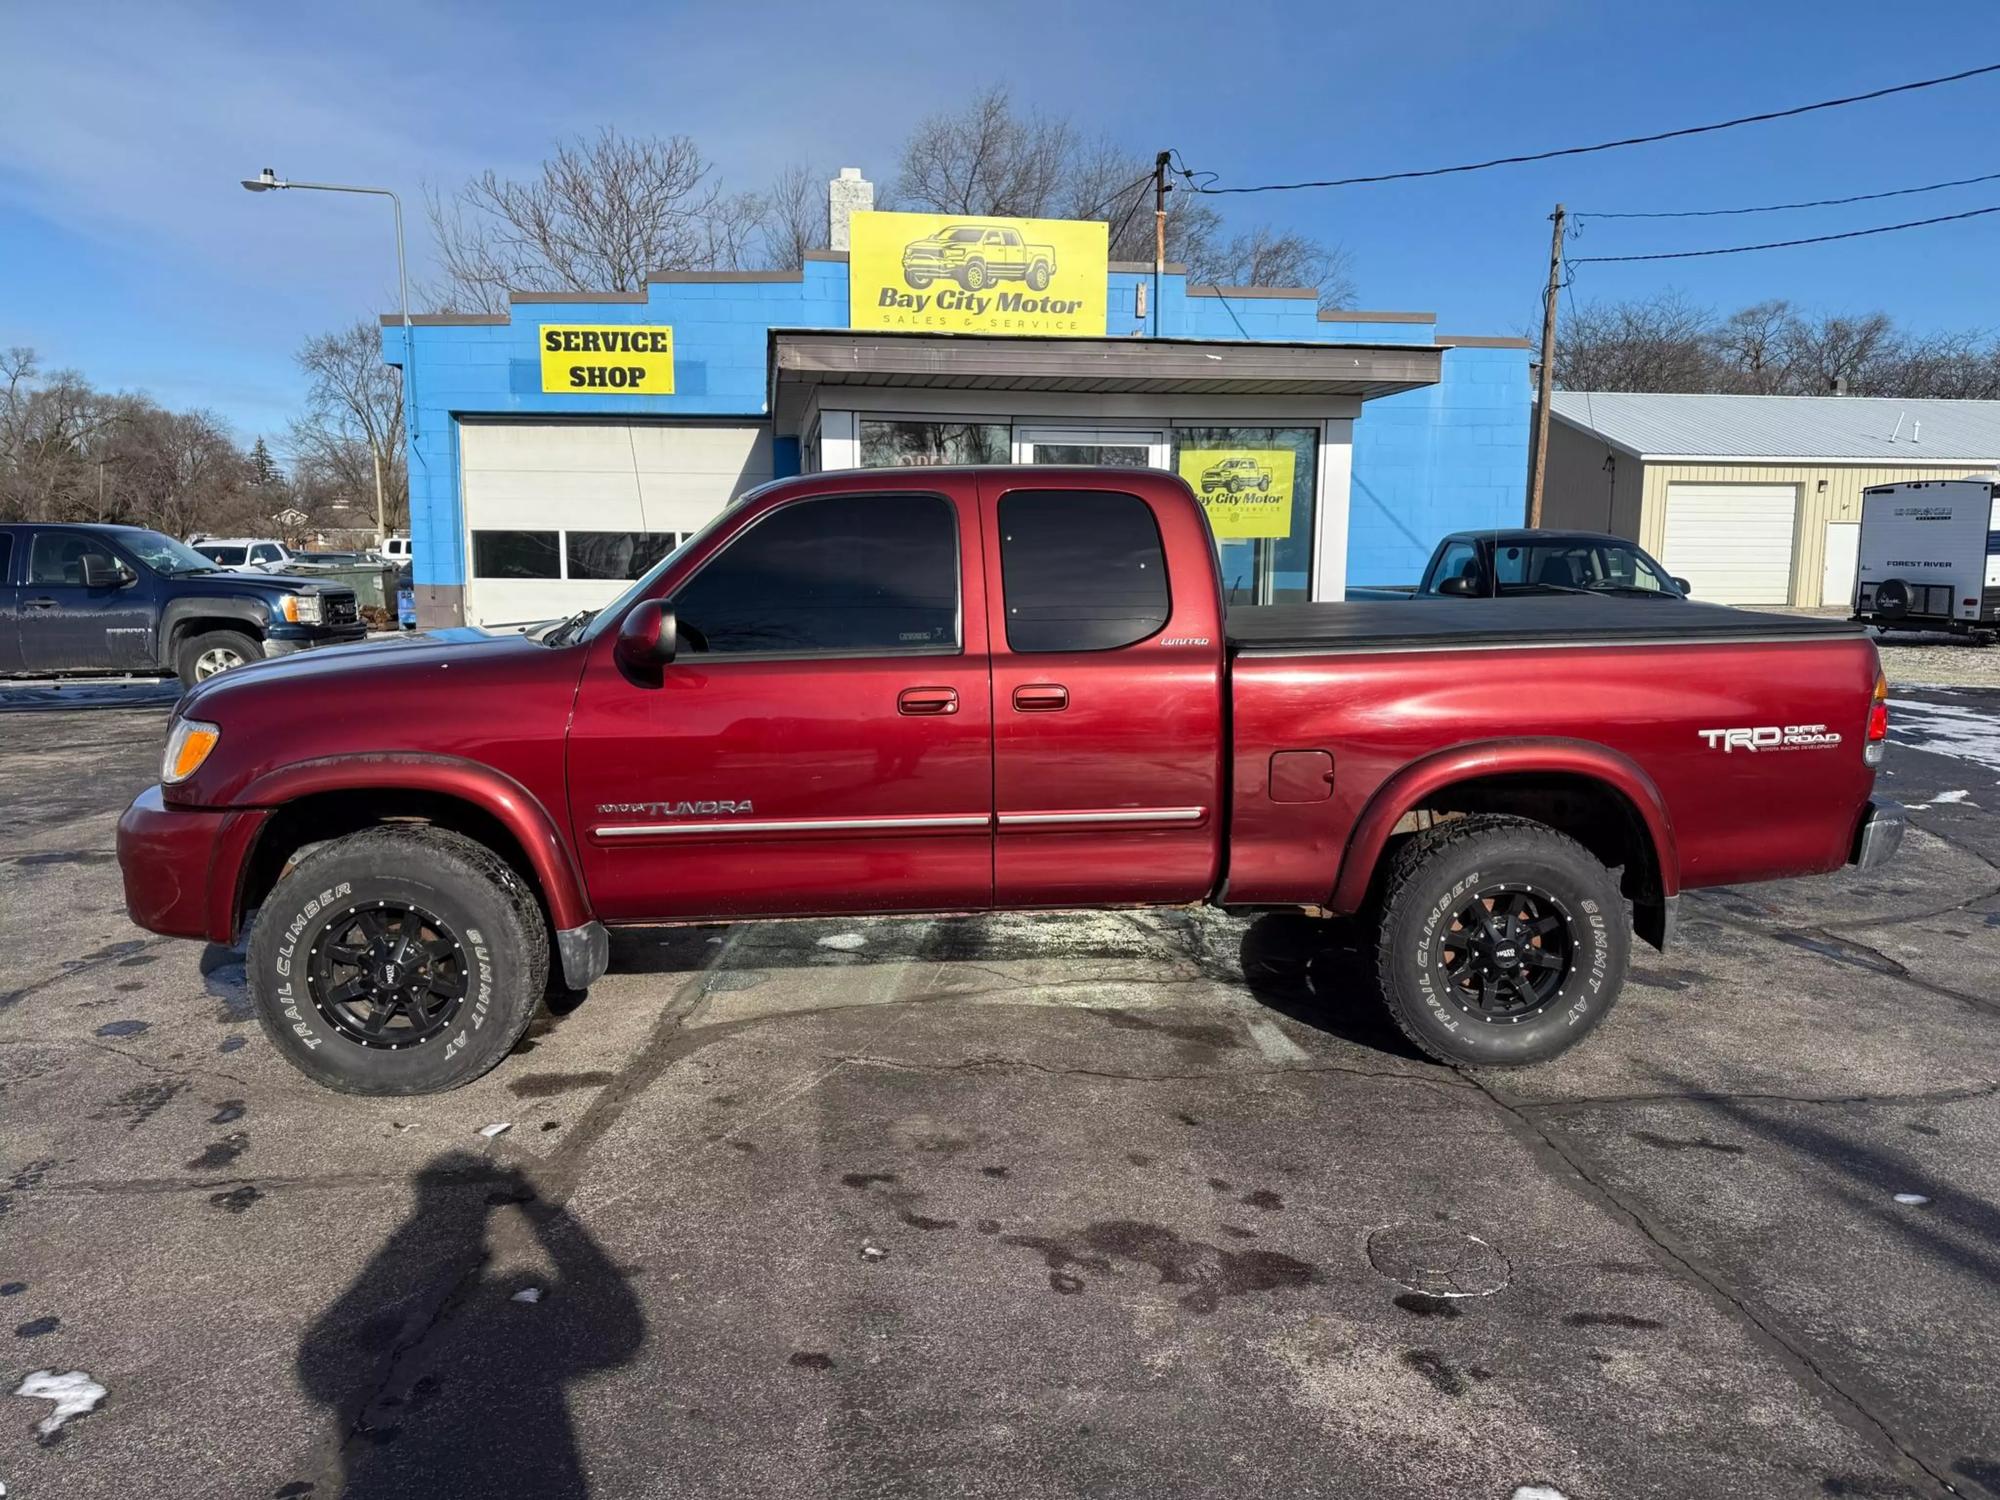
[196,544,247,566]
[125,530,225,574]
[577,528,707,644]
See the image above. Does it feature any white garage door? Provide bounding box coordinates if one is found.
[459,421,772,627]
[1661,483,1798,604]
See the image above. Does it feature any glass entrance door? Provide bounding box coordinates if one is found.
[1014,427,1169,469]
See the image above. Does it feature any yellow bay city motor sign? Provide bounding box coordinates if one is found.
[1178,449,1297,539]
[539,324,675,393]
[849,211,1107,335]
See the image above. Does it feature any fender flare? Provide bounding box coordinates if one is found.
[1328,737,1680,914]
[234,752,593,932]
[159,596,267,667]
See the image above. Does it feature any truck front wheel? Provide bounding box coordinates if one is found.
[1371,815,1628,1068]
[246,826,548,1094]
[177,628,261,682]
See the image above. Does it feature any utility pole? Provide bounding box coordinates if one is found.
[1153,150,1171,338]
[1526,202,1565,527]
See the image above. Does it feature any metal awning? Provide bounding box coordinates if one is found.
[770,329,1442,430]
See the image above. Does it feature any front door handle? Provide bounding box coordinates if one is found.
[897,686,959,716]
[1012,683,1068,712]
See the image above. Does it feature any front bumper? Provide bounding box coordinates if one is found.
[263,624,368,658]
[118,786,268,942]
[1850,799,1906,870]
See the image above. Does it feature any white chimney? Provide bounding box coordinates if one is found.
[828,167,873,252]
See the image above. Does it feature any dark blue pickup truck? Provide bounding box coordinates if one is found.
[0,522,365,681]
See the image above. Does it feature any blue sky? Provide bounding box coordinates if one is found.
[3,0,1998,446]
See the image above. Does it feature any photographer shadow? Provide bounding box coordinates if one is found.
[296,1151,643,1499]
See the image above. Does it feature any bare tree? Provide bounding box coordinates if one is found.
[1556,292,2000,398]
[428,130,759,313]
[1199,226,1358,312]
[287,321,407,533]
[897,92,1356,306]
[896,85,1076,217]
[1554,290,1722,392]
[761,162,827,269]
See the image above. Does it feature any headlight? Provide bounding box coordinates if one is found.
[280,593,323,625]
[162,719,221,784]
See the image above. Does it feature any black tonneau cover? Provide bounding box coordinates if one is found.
[1227,596,1864,652]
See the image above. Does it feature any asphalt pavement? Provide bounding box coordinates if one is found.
[1,687,1997,1499]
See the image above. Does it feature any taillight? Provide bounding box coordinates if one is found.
[1864,671,1889,767]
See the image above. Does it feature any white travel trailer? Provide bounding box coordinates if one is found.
[1853,477,2000,638]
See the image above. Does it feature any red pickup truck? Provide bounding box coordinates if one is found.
[117,467,1901,1095]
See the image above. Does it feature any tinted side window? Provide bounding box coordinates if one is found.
[997,490,1170,653]
[0,533,12,582]
[671,494,957,656]
[1433,539,1482,590]
[29,532,94,586]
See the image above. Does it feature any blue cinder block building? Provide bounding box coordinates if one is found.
[384,172,1529,628]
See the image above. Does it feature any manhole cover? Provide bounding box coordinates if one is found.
[1365,1222,1511,1297]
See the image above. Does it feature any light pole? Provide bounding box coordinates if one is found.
[241,166,415,544]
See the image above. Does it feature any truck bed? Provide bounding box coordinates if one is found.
[1227,597,1864,652]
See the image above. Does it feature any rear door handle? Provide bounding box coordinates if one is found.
[897,686,959,716]
[1012,683,1068,712]
[25,597,58,609]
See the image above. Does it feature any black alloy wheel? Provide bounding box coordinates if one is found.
[307,900,469,1049]
[1433,882,1574,1023]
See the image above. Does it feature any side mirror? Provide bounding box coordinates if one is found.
[81,553,125,589]
[1436,574,1481,597]
[615,600,677,673]
[1671,577,1692,596]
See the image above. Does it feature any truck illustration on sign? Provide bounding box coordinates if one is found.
[902,223,1057,292]
[1200,456,1274,495]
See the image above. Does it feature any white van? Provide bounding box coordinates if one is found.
[374,535,411,563]
[1853,478,2000,638]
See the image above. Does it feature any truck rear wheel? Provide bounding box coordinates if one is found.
[246,826,548,1095]
[1372,815,1627,1068]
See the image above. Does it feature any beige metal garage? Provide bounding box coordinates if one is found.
[1543,393,2000,607]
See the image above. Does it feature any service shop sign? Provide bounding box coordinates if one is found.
[1178,448,1296,539]
[849,211,1108,335]
[539,324,675,393]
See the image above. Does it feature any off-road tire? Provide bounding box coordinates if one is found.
[1027,260,1051,291]
[1372,815,1628,1068]
[246,826,548,1095]
[177,628,261,682]
[904,270,933,290]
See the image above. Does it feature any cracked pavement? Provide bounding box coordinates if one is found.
[1,689,1998,1499]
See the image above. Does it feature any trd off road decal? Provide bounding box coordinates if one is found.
[1697,724,1843,753]
[849,211,1107,335]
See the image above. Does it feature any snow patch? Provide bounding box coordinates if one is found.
[1511,1488,1570,1500]
[1889,699,2000,775]
[511,1287,543,1303]
[14,1370,107,1439]
[1894,1192,1930,1206]
[478,1122,512,1139]
[816,933,867,951]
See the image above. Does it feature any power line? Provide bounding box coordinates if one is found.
[1078,170,1156,223]
[1568,201,2000,262]
[1106,178,1150,253]
[1191,62,2000,195]
[1577,167,2000,219]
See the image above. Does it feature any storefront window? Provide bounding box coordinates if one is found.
[1172,426,1318,605]
[859,420,1011,467]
